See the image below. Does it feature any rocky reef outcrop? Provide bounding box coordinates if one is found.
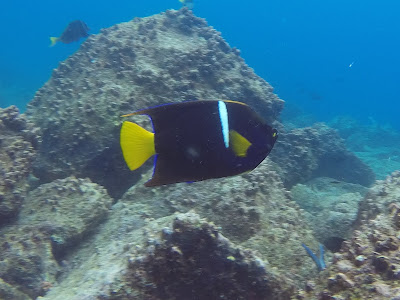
[18,177,113,260]
[26,8,284,197]
[112,213,294,300]
[39,212,298,300]
[120,160,319,283]
[0,106,39,226]
[0,176,112,299]
[329,116,400,180]
[291,177,368,251]
[299,171,400,299]
[270,123,376,188]
[33,159,318,300]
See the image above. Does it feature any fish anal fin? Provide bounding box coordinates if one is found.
[229,130,252,157]
[120,121,155,170]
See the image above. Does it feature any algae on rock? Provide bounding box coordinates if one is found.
[0,176,113,299]
[0,106,39,226]
[297,171,400,300]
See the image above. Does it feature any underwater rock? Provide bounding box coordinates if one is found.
[0,106,40,226]
[291,177,368,251]
[297,171,400,299]
[0,278,32,300]
[32,162,319,299]
[39,212,296,300]
[357,170,400,224]
[0,176,112,299]
[0,225,59,299]
[119,159,319,285]
[19,176,113,260]
[270,123,376,188]
[26,8,283,197]
[113,212,294,300]
[330,116,400,180]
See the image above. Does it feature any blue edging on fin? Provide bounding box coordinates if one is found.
[144,154,158,186]
[145,114,155,133]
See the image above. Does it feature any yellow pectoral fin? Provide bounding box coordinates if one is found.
[229,130,252,157]
[120,121,156,170]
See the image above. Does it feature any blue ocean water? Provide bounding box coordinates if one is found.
[0,0,399,129]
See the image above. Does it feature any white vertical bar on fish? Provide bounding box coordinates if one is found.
[218,101,229,148]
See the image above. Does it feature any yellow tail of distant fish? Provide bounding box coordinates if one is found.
[120,121,156,171]
[49,37,59,47]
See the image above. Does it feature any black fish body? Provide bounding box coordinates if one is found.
[50,20,89,46]
[59,20,89,43]
[120,100,278,187]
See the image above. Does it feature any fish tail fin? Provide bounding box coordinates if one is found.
[120,121,156,171]
[318,244,326,270]
[302,243,325,272]
[49,37,59,47]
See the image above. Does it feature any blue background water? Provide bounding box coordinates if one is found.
[0,0,399,129]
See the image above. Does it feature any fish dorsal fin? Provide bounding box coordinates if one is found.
[229,130,252,157]
[120,121,156,170]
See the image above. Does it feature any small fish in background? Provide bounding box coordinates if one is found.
[120,100,278,187]
[302,243,326,272]
[179,0,194,9]
[50,20,90,47]
[349,61,355,68]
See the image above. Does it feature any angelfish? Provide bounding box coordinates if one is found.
[50,20,89,47]
[120,100,278,187]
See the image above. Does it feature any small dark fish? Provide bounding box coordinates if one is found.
[120,100,278,187]
[50,20,89,46]
[302,243,326,272]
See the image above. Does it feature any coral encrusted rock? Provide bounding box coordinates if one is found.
[297,171,400,300]
[0,176,112,299]
[113,213,294,300]
[0,225,59,299]
[291,177,368,251]
[119,159,319,285]
[26,8,284,197]
[19,176,113,260]
[0,106,39,226]
[270,123,376,188]
[39,212,296,300]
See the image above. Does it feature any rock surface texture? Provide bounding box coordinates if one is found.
[0,106,39,226]
[298,172,400,299]
[113,213,295,300]
[291,177,368,251]
[121,160,320,284]
[270,123,376,188]
[26,8,284,197]
[0,176,112,299]
[40,211,297,300]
